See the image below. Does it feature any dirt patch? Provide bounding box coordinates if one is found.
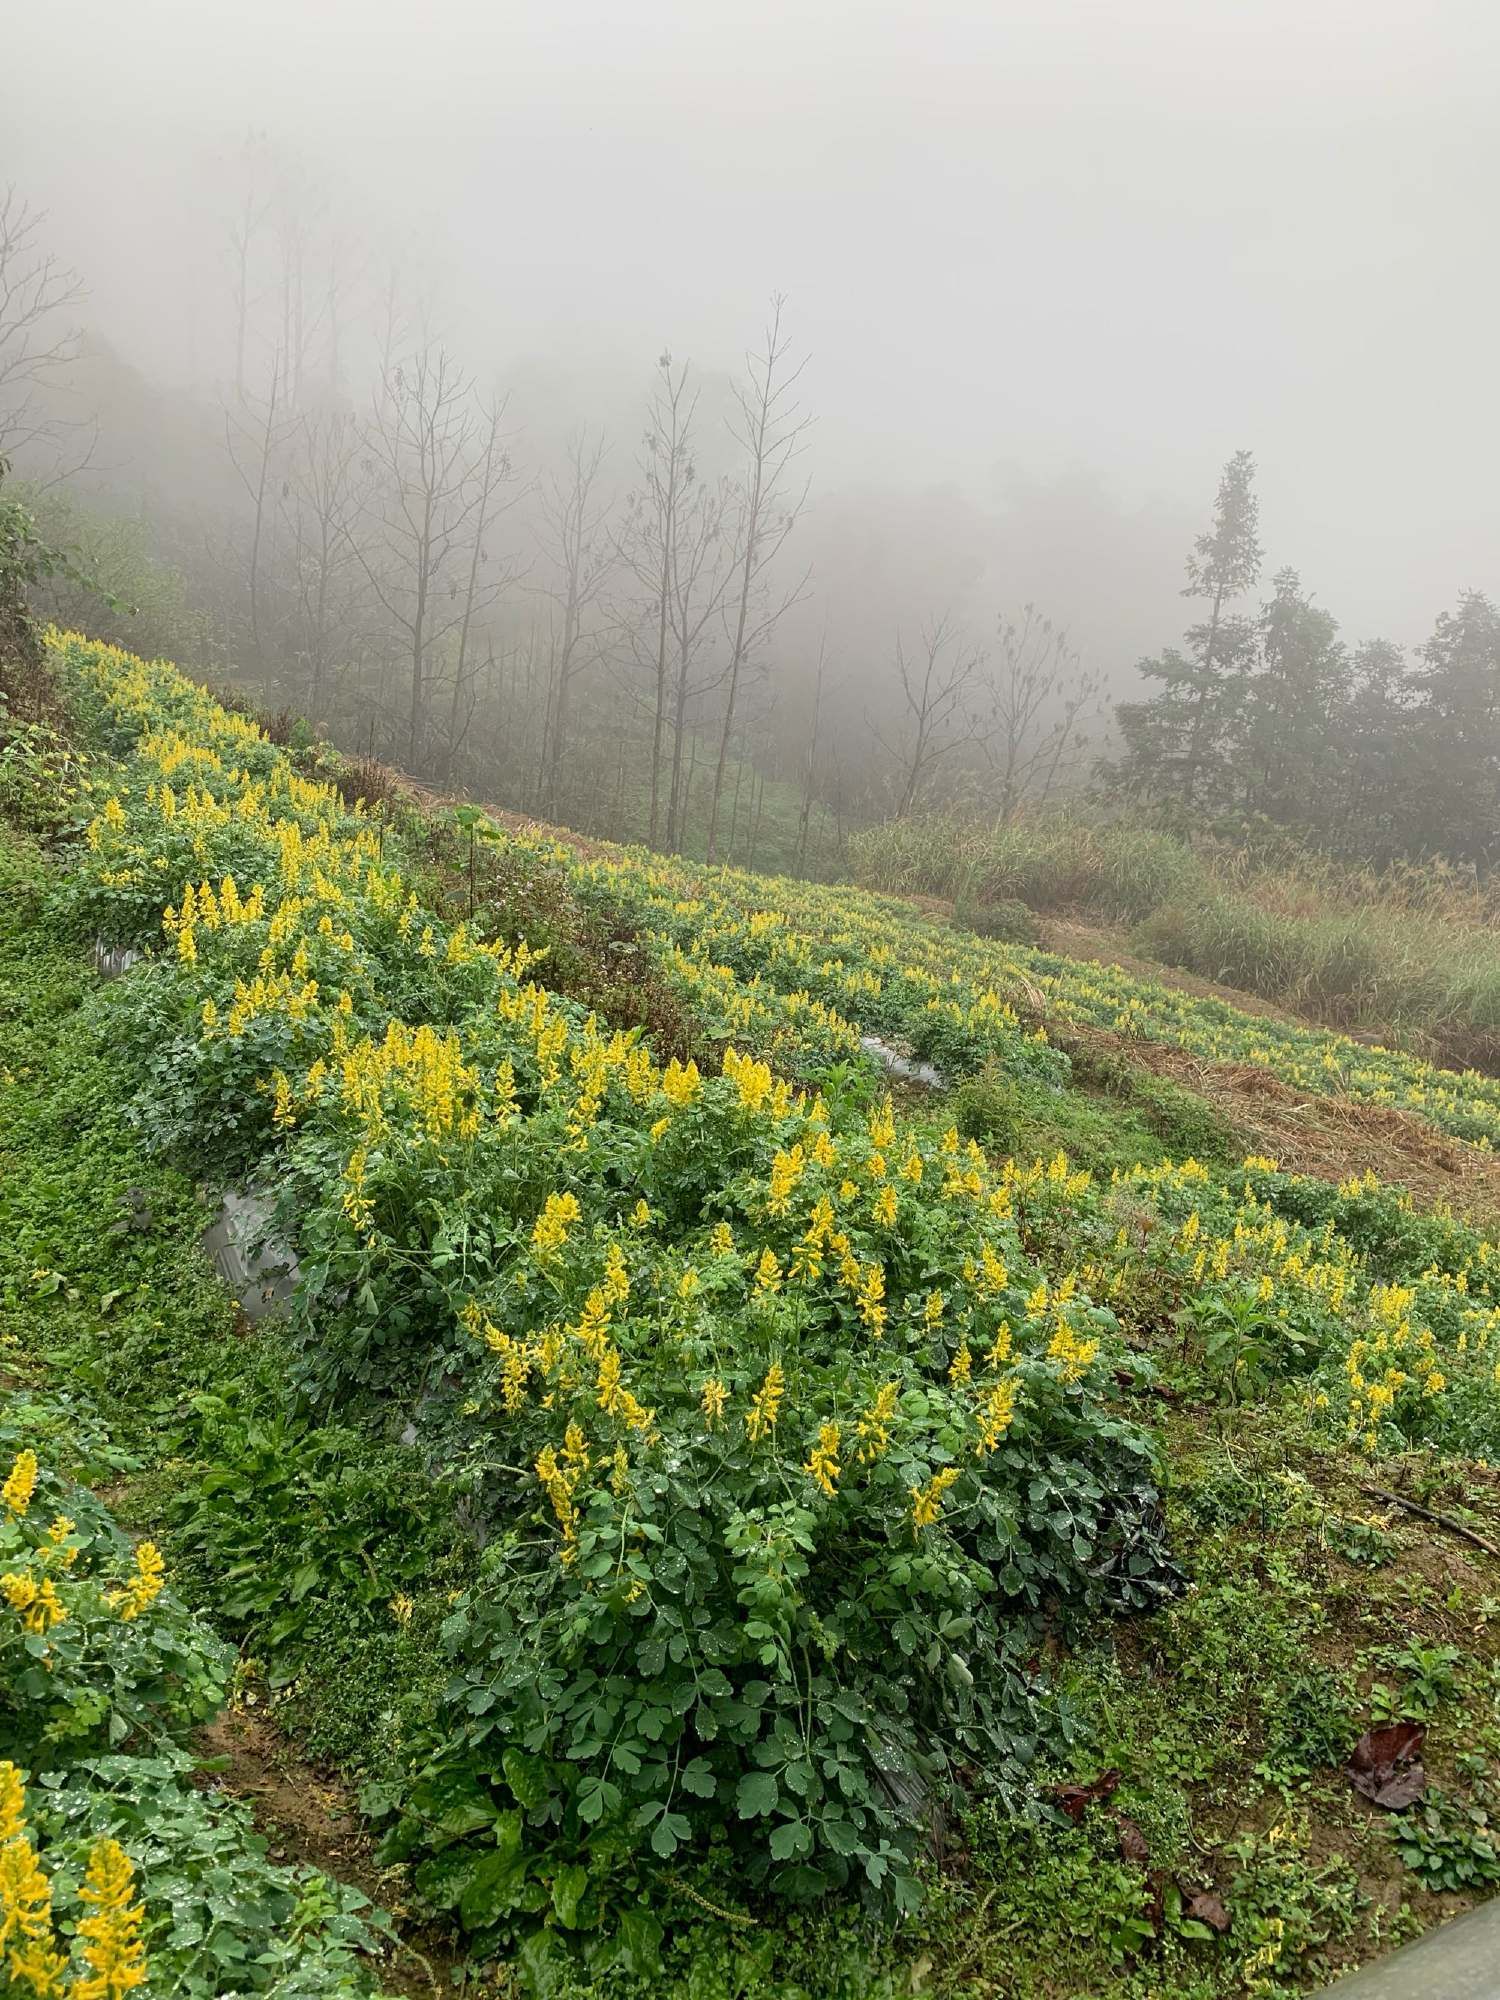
[198,1707,460,1998]
[1066,1023,1500,1229]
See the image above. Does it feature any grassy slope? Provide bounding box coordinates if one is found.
[4,642,1500,1998]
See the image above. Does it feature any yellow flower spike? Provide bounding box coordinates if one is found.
[74,1835,148,2000]
[746,1363,785,1441]
[2,1450,38,1517]
[909,1466,960,1538]
[532,1191,581,1259]
[700,1378,728,1428]
[753,1249,783,1298]
[803,1421,842,1498]
[0,1761,26,1845]
[108,1543,165,1624]
[660,1057,701,1107]
[855,1381,899,1462]
[975,1376,1018,1456]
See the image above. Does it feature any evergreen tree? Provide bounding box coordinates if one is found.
[1334,638,1411,863]
[1241,566,1346,827]
[1405,590,1500,871]
[1116,450,1261,807]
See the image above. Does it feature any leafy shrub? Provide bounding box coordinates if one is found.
[0,1447,391,1997]
[1391,1786,1500,1894]
[0,1447,228,1763]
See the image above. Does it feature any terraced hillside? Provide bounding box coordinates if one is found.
[2,630,1498,1999]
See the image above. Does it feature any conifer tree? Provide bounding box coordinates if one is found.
[1116,450,1261,807]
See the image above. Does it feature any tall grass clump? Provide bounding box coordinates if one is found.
[849,812,1203,921]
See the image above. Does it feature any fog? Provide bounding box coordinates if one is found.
[7,0,1499,861]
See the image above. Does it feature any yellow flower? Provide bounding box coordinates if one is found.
[746,1363,785,1441]
[630,1199,652,1230]
[767,1145,806,1216]
[74,1836,148,2000]
[532,1190,581,1259]
[390,1592,414,1625]
[948,1341,972,1385]
[1047,1319,1099,1385]
[108,1543,165,1624]
[270,1069,296,1130]
[871,1184,898,1228]
[0,1834,58,1970]
[2,1572,66,1637]
[803,1421,842,1498]
[975,1376,1018,1455]
[700,1378,728,1428]
[753,1248,782,1298]
[661,1057,701,1107]
[0,1762,25,1845]
[986,1320,1013,1367]
[855,1380,899,1461]
[603,1243,631,1302]
[709,1221,735,1257]
[2,1451,37,1518]
[909,1466,960,1537]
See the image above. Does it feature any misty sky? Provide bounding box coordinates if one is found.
[11,0,1500,651]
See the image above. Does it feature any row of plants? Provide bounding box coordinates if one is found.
[523,839,1500,1147]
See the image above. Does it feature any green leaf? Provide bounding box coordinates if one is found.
[617,1908,663,1977]
[736,1772,778,1819]
[551,1863,589,1928]
[680,1757,717,1799]
[504,1748,551,1809]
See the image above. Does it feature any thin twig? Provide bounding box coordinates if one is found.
[1359,1484,1500,1559]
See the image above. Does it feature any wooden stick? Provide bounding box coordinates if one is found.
[1359,1483,1500,1559]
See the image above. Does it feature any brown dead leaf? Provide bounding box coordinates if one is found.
[1048,1768,1121,1822]
[1346,1722,1427,1809]
[1184,1889,1231,1934]
[1114,1811,1150,1864]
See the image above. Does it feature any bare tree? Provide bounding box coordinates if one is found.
[704,296,812,862]
[354,343,491,770]
[536,429,612,818]
[614,355,699,847]
[222,355,290,673]
[980,606,1102,820]
[440,395,522,777]
[224,137,272,404]
[879,613,987,818]
[0,189,92,481]
[795,633,829,876]
[283,405,366,718]
[662,465,735,850]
